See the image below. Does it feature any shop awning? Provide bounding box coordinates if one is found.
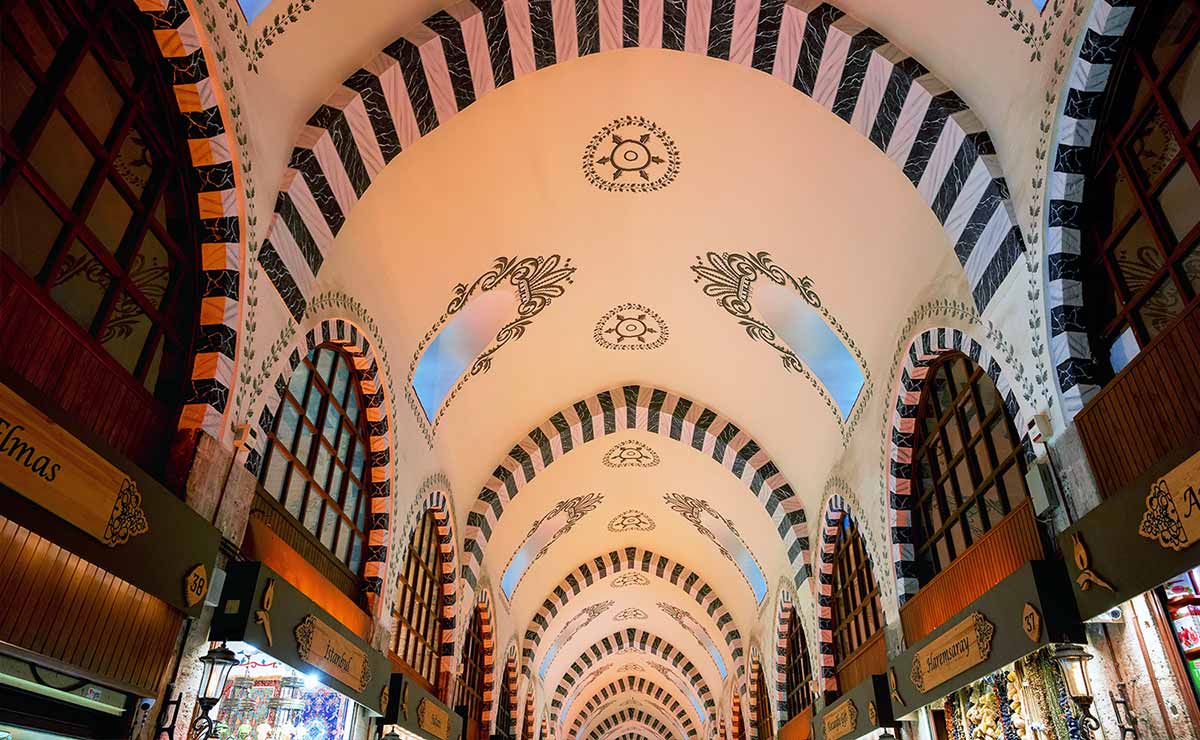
[885,561,1084,718]
[210,561,392,715]
[1059,444,1200,621]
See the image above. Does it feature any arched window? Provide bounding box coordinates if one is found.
[783,608,814,718]
[910,354,1031,582]
[754,662,774,740]
[1,0,199,470]
[831,514,883,681]
[257,345,371,574]
[1081,0,1199,376]
[392,509,446,691]
[455,605,488,739]
[494,654,516,740]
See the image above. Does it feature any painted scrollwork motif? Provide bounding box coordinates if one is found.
[406,255,576,437]
[103,479,150,546]
[608,510,656,532]
[662,492,738,563]
[689,250,872,442]
[525,491,605,564]
[1139,479,1188,550]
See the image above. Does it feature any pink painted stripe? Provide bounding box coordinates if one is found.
[772,2,806,82]
[505,0,537,77]
[267,213,317,294]
[413,30,460,124]
[341,94,386,179]
[599,0,622,51]
[368,55,422,149]
[640,0,663,48]
[685,0,712,55]
[308,134,358,225]
[283,166,335,252]
[456,3,497,98]
[553,0,580,61]
[729,0,760,66]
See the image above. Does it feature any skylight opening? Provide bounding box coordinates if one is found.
[236,0,272,23]
[755,281,865,420]
[412,289,516,423]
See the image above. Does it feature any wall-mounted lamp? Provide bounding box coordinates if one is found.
[1053,644,1101,734]
[191,642,238,739]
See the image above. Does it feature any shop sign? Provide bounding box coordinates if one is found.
[0,383,148,547]
[823,699,857,740]
[295,614,373,692]
[910,612,995,693]
[418,697,451,740]
[1139,449,1200,552]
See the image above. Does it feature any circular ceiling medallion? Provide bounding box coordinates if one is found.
[608,510,656,532]
[583,115,680,193]
[612,572,650,588]
[615,607,648,621]
[602,439,662,468]
[594,304,669,351]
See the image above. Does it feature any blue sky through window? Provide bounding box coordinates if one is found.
[236,0,272,22]
[756,282,864,419]
[413,289,515,422]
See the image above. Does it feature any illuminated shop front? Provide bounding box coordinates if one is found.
[206,561,392,740]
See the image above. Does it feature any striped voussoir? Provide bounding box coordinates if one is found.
[552,629,716,724]
[814,493,871,696]
[886,327,1033,605]
[503,651,520,737]
[262,0,1025,321]
[588,709,679,740]
[463,385,810,596]
[399,488,459,696]
[520,688,536,740]
[477,590,498,735]
[746,648,762,740]
[522,548,745,701]
[772,595,792,732]
[1047,0,1139,417]
[571,676,701,740]
[242,318,393,603]
[135,0,241,436]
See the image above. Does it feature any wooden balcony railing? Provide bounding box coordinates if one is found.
[835,630,887,695]
[1076,301,1200,498]
[778,706,813,740]
[249,486,364,605]
[899,498,1044,645]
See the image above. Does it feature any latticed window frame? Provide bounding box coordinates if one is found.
[392,509,446,691]
[754,662,775,740]
[830,514,883,667]
[783,608,814,719]
[494,655,516,740]
[455,605,487,728]
[909,353,1031,583]
[257,345,372,573]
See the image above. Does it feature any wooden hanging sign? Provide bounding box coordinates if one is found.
[0,382,148,547]
[417,698,451,740]
[910,612,995,693]
[294,614,373,692]
[823,699,858,740]
[1138,449,1200,551]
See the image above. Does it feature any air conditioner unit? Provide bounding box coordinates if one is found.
[1026,460,1058,516]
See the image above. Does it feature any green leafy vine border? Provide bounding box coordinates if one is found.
[985,0,1075,62]
[214,0,318,73]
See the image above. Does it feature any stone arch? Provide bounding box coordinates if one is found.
[137,1,245,439]
[394,479,460,697]
[589,709,679,740]
[551,629,716,723]
[558,655,711,740]
[885,327,1032,604]
[470,588,497,734]
[495,643,520,736]
[522,548,744,698]
[241,316,394,604]
[1046,0,1141,415]
[571,676,702,740]
[260,1,1024,321]
[745,646,763,740]
[771,593,792,732]
[463,384,810,598]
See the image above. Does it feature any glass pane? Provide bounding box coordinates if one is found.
[304,383,322,420]
[331,356,350,402]
[345,391,359,425]
[294,427,314,467]
[1,175,62,277]
[284,475,305,518]
[337,522,353,562]
[287,361,310,398]
[313,445,332,490]
[303,495,322,534]
[1002,463,1028,504]
[1158,164,1200,243]
[1129,107,1181,183]
[316,348,335,380]
[29,111,93,207]
[130,231,172,309]
[7,2,68,75]
[1182,245,1200,295]
[322,407,340,441]
[262,448,288,498]
[319,508,337,549]
[1151,4,1195,74]
[337,426,351,461]
[350,537,363,573]
[49,241,111,331]
[85,179,132,254]
[344,484,360,525]
[1101,163,1139,233]
[328,466,345,503]
[356,497,368,530]
[276,400,300,447]
[112,121,157,198]
[1,42,36,132]
[1112,217,1164,297]
[1139,279,1186,339]
[66,52,123,145]
[1168,40,1200,129]
[100,291,153,375]
[142,335,165,394]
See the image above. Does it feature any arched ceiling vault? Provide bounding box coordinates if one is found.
[214,0,1069,728]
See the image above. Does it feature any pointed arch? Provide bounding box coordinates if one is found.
[570,676,702,740]
[771,594,792,731]
[463,384,810,598]
[551,629,716,724]
[522,548,744,699]
[556,655,711,740]
[242,316,394,604]
[885,328,1032,604]
[261,2,1024,322]
[589,709,679,740]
